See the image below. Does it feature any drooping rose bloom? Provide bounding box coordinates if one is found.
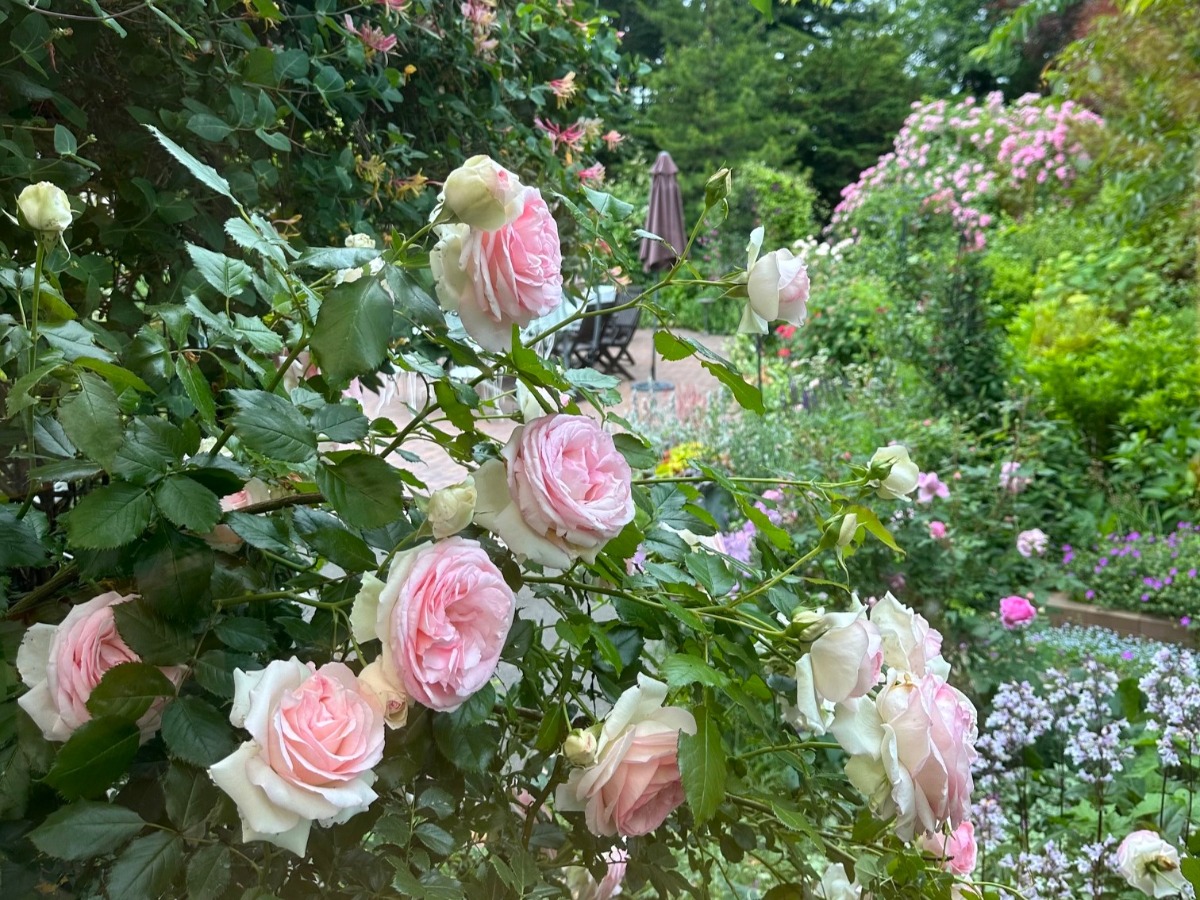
[208,658,385,856]
[832,669,978,841]
[350,538,515,712]
[793,604,883,734]
[869,592,949,678]
[1116,830,1190,898]
[999,595,1037,629]
[430,185,563,351]
[474,414,634,568]
[739,226,810,335]
[919,821,978,875]
[556,675,697,837]
[17,591,183,742]
[870,445,920,500]
[564,847,629,900]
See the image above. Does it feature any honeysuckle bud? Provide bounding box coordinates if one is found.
[17,182,72,238]
[563,727,598,766]
[427,477,477,539]
[869,445,919,500]
[440,155,524,231]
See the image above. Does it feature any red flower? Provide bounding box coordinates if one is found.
[776,324,797,339]
[778,348,791,358]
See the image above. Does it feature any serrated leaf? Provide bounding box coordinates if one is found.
[415,822,456,857]
[86,662,175,722]
[678,703,726,826]
[187,244,253,297]
[229,390,317,463]
[701,359,764,414]
[155,475,222,533]
[187,843,231,900]
[660,654,730,689]
[65,482,153,549]
[175,356,216,425]
[28,801,145,860]
[161,697,235,767]
[213,617,273,653]
[44,716,140,799]
[107,832,184,900]
[0,506,48,568]
[194,649,259,698]
[295,247,379,270]
[58,371,122,469]
[164,764,218,834]
[224,216,287,267]
[315,453,407,529]
[310,403,370,443]
[291,507,378,571]
[233,314,284,354]
[145,124,235,201]
[133,528,215,619]
[310,273,393,383]
[113,599,195,666]
[224,510,295,554]
[654,330,695,362]
[611,433,656,470]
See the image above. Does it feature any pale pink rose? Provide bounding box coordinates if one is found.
[220,477,275,512]
[473,414,634,568]
[920,821,977,875]
[740,227,810,334]
[928,520,947,540]
[832,670,977,841]
[209,658,385,856]
[439,155,525,231]
[16,591,182,742]
[1116,830,1190,898]
[793,605,883,734]
[815,862,862,899]
[869,592,949,678]
[916,472,950,504]
[556,675,697,837]
[999,595,1037,629]
[1015,528,1048,558]
[350,538,515,712]
[998,461,1030,494]
[430,185,563,351]
[565,847,629,900]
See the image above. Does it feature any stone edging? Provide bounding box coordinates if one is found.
[1046,591,1193,646]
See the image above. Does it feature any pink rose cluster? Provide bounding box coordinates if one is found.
[474,413,635,568]
[431,156,563,352]
[556,674,697,837]
[999,594,1037,629]
[17,591,184,743]
[793,593,978,843]
[1016,527,1048,558]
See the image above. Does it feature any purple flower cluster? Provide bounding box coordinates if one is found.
[1139,647,1200,769]
[1067,523,1200,618]
[975,681,1053,775]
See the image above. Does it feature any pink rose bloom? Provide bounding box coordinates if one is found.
[793,604,883,734]
[740,226,810,334]
[430,185,563,351]
[556,675,697,837]
[916,472,950,504]
[565,847,629,900]
[928,520,947,540]
[999,595,1037,629]
[920,821,978,875]
[351,538,515,712]
[474,414,634,568]
[209,658,385,856]
[1015,528,1048,558]
[870,592,949,678]
[832,670,977,841]
[17,591,182,742]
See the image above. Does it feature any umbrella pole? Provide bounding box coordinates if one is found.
[632,327,673,394]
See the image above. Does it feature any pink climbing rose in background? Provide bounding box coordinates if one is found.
[999,594,1037,628]
[1016,528,1048,557]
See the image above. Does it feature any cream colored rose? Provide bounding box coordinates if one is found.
[357,659,409,729]
[1116,831,1190,898]
[427,478,477,539]
[440,155,525,231]
[344,233,376,249]
[563,727,599,766]
[739,226,810,335]
[17,181,72,236]
[869,445,920,500]
[815,862,862,899]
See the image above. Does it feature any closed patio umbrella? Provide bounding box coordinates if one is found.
[635,151,686,392]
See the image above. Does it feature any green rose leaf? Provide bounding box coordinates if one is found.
[678,702,726,826]
[28,801,146,860]
[186,843,232,900]
[57,371,123,469]
[44,716,140,799]
[0,505,48,568]
[310,402,370,443]
[309,271,394,384]
[133,528,215,620]
[701,359,765,414]
[65,482,153,549]
[315,451,407,529]
[86,662,176,722]
[113,599,195,666]
[229,389,318,463]
[175,356,217,425]
[187,243,253,297]
[163,763,220,835]
[161,696,236,767]
[106,832,185,900]
[154,474,223,534]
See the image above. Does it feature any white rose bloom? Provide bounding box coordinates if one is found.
[815,862,862,899]
[17,181,73,236]
[869,592,950,679]
[344,233,376,249]
[1116,831,1192,898]
[869,445,920,500]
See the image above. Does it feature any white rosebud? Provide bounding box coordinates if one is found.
[357,659,410,729]
[790,606,828,641]
[427,478,477,539]
[344,233,376,249]
[870,445,920,500]
[562,727,598,766]
[17,182,72,237]
[837,513,859,548]
[440,155,524,231]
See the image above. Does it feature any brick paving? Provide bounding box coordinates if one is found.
[370,327,733,489]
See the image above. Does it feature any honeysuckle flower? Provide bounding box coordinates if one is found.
[343,15,397,58]
[548,71,577,106]
[578,163,605,184]
[602,130,624,151]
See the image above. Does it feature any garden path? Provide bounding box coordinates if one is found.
[375,327,733,489]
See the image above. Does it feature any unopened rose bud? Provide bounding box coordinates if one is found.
[344,233,376,249]
[441,155,523,231]
[837,513,859,548]
[563,728,598,766]
[870,445,920,500]
[788,606,828,641]
[17,182,72,238]
[358,659,410,729]
[427,477,477,539]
